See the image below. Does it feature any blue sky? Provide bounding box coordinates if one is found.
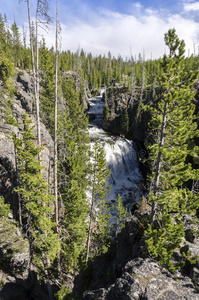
[1,0,199,59]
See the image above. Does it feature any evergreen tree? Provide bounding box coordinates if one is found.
[40,40,55,136]
[58,76,90,272]
[0,46,16,126]
[86,140,112,261]
[144,29,199,270]
[115,194,127,236]
[12,114,59,274]
[0,47,14,88]
[11,21,22,67]
[0,13,7,53]
[122,107,129,136]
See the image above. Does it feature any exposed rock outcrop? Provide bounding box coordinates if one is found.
[83,258,199,300]
[82,213,199,300]
[0,70,56,298]
[0,218,29,287]
[0,70,55,207]
[102,86,150,142]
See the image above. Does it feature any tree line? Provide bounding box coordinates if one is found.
[0,5,126,298]
[1,2,199,296]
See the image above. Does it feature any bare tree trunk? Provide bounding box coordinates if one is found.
[54,0,59,233]
[27,0,41,147]
[152,77,156,101]
[151,100,168,225]
[54,2,61,276]
[86,199,94,262]
[14,143,22,227]
[86,165,97,262]
[35,1,41,147]
[27,209,34,271]
[136,52,145,120]
[27,0,37,112]
[75,46,80,91]
[129,54,136,109]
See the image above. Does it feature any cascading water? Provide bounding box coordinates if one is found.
[87,89,143,215]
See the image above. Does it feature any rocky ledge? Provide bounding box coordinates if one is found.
[83,257,199,300]
[81,212,199,300]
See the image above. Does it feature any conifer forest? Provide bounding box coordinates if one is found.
[1,1,199,299]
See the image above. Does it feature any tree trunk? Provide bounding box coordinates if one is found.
[86,199,94,262]
[35,1,41,147]
[54,0,59,233]
[151,100,168,225]
[86,163,97,262]
[14,143,22,227]
[136,53,145,120]
[27,0,37,112]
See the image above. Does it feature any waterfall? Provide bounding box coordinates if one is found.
[88,89,143,213]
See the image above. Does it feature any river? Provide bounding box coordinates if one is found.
[87,89,143,217]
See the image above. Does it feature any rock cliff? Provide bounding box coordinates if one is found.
[82,213,199,300]
[0,70,55,299]
[0,70,55,207]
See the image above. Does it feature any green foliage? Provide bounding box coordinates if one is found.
[121,108,129,136]
[40,40,55,136]
[58,76,90,272]
[0,196,10,218]
[86,140,112,259]
[0,44,17,126]
[182,250,197,266]
[104,104,110,121]
[144,28,199,271]
[12,114,59,273]
[145,194,185,271]
[0,50,14,88]
[3,97,18,126]
[3,13,199,279]
[115,194,127,236]
[55,285,74,300]
[11,21,22,67]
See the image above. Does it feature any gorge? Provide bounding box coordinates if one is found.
[87,89,143,219]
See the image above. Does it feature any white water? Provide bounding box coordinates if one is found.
[88,89,143,213]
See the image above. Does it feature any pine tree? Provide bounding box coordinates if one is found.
[58,76,90,272]
[86,140,112,261]
[0,45,16,125]
[136,51,145,120]
[115,194,127,236]
[144,29,199,270]
[11,21,22,67]
[0,13,7,53]
[12,114,59,274]
[122,107,129,136]
[40,40,55,136]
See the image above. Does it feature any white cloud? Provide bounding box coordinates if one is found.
[133,2,143,9]
[184,1,199,11]
[36,7,199,60]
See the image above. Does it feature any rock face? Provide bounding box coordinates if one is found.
[102,86,150,142]
[81,212,199,300]
[0,218,29,286]
[15,70,35,113]
[0,217,53,300]
[0,70,54,207]
[83,258,199,300]
[0,70,56,299]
